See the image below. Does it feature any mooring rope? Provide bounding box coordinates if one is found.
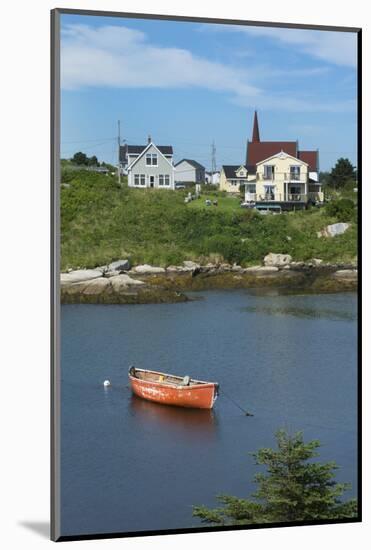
[219,387,254,417]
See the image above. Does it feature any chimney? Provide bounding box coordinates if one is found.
[252,111,260,142]
[147,134,152,144]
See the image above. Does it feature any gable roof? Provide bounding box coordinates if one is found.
[174,158,205,170]
[298,150,318,172]
[256,150,308,166]
[222,165,255,179]
[127,142,174,170]
[246,140,297,166]
[120,144,173,162]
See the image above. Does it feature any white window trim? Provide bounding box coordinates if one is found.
[146,153,158,167]
[127,142,174,170]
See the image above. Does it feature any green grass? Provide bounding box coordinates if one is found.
[187,194,242,212]
[60,171,357,270]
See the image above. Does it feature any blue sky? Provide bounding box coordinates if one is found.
[60,14,358,171]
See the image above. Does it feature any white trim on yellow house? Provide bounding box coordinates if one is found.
[220,165,256,194]
[255,151,308,203]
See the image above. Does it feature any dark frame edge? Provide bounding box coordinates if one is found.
[53,516,362,543]
[51,7,61,543]
[52,7,361,33]
[356,27,362,524]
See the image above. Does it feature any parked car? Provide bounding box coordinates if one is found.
[205,199,212,206]
[240,201,255,208]
[175,183,186,189]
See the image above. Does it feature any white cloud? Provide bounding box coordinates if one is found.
[61,24,355,113]
[61,24,259,97]
[203,24,357,68]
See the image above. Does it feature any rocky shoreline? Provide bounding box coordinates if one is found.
[61,255,358,305]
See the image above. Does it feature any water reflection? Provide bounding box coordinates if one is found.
[241,305,356,321]
[129,394,218,442]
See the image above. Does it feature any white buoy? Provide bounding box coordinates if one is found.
[103,379,111,387]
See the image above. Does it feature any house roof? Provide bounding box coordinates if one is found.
[222,165,255,179]
[120,144,173,162]
[256,150,308,166]
[246,141,297,166]
[174,158,205,170]
[298,150,318,172]
[126,142,174,171]
[245,112,319,172]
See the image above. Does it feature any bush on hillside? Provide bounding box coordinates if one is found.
[325,198,356,222]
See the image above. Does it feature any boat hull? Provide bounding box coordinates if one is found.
[129,370,218,409]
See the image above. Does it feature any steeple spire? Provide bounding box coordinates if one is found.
[252,110,260,142]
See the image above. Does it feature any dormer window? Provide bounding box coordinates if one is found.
[146,153,158,166]
[236,166,246,178]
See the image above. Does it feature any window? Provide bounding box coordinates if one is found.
[290,166,301,180]
[158,175,170,186]
[263,165,274,179]
[146,153,158,166]
[264,185,275,199]
[134,174,145,186]
[246,184,256,193]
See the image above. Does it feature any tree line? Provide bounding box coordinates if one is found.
[69,151,115,171]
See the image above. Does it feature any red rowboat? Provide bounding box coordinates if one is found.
[128,366,219,409]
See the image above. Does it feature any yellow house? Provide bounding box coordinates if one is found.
[252,151,324,207]
[219,164,256,194]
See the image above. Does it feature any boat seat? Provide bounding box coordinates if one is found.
[181,375,191,386]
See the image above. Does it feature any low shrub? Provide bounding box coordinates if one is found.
[325,198,356,222]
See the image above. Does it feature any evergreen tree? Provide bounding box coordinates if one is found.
[193,430,357,525]
[329,158,356,189]
[72,151,88,165]
[87,155,99,166]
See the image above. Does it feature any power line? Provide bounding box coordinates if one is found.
[61,137,116,144]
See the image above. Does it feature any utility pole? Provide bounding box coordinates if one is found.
[117,119,121,186]
[211,140,216,185]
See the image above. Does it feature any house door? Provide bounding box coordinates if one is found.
[150,176,155,188]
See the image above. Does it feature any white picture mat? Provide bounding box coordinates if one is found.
[0,0,368,548]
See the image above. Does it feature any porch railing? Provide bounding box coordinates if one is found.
[257,172,308,182]
[257,193,308,202]
[244,193,257,201]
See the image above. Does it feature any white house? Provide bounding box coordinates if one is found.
[121,137,175,189]
[205,171,221,185]
[174,159,205,183]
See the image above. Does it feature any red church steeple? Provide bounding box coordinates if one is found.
[252,110,260,142]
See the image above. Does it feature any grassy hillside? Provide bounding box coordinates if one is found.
[60,171,357,271]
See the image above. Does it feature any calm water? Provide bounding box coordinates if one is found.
[61,290,357,536]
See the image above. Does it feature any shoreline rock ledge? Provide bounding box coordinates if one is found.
[264,253,292,267]
[60,257,358,304]
[60,269,188,304]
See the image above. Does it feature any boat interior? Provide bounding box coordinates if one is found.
[129,367,204,387]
